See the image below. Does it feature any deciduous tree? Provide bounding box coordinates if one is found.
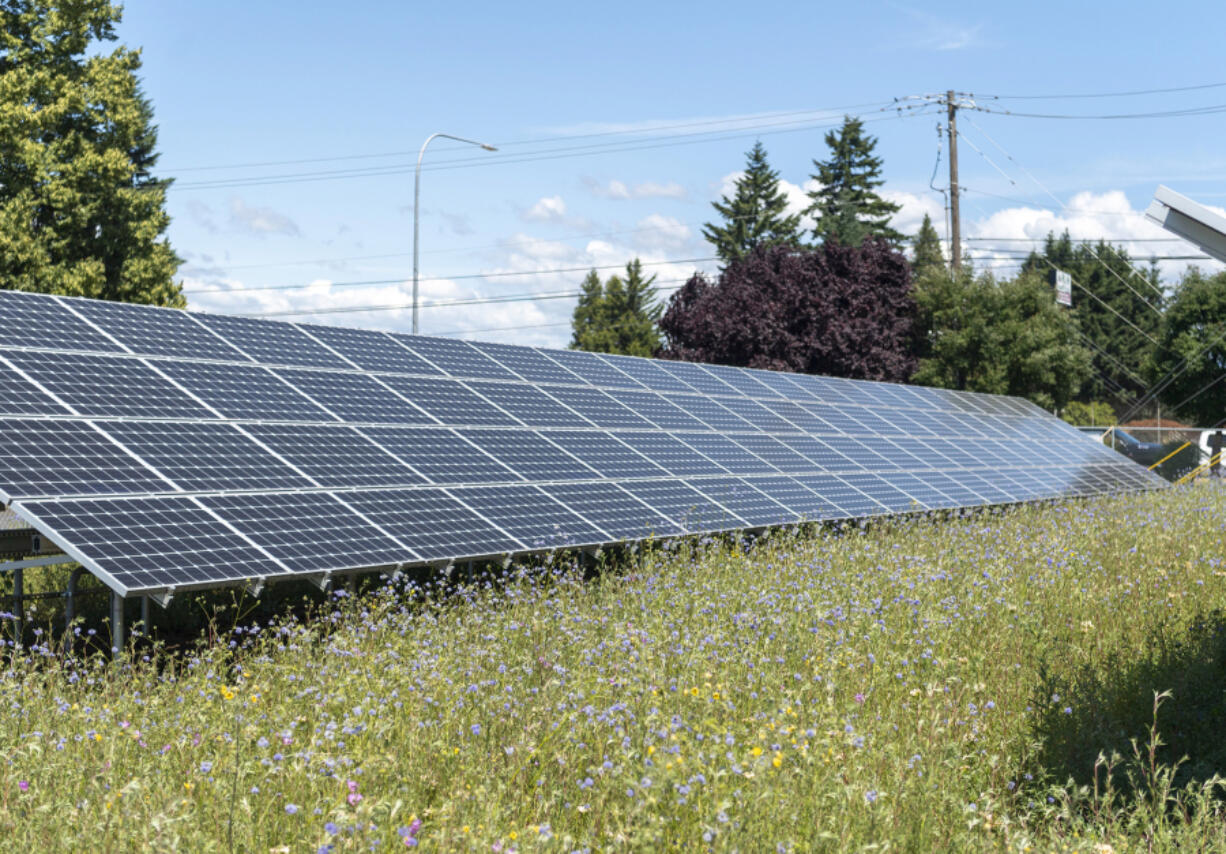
[0,0,182,304]
[1148,267,1226,426]
[658,240,916,381]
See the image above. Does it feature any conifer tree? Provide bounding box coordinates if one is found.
[806,116,903,248]
[911,213,945,278]
[702,142,801,265]
[0,0,182,304]
[569,260,662,355]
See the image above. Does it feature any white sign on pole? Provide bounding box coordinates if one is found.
[1054,270,1072,307]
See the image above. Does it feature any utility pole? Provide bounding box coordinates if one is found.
[946,90,961,274]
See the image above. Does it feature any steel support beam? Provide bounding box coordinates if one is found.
[1146,185,1226,264]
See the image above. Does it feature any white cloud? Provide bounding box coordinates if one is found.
[229,197,301,237]
[186,200,219,234]
[522,195,568,223]
[584,177,688,200]
[886,190,947,240]
[632,214,693,252]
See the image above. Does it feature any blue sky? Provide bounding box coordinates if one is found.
[118,1,1226,346]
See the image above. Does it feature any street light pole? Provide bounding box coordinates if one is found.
[413,132,497,335]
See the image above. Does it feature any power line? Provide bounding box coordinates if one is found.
[977,82,1226,100]
[166,100,896,174]
[170,109,938,192]
[184,256,716,296]
[970,102,1226,120]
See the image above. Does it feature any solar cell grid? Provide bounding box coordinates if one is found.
[795,474,884,516]
[670,393,757,432]
[466,381,591,428]
[698,363,781,398]
[677,431,774,474]
[459,428,599,481]
[689,477,793,527]
[743,475,842,520]
[393,335,518,381]
[243,424,424,488]
[714,396,799,433]
[615,432,729,476]
[0,292,124,354]
[376,375,515,426]
[98,421,312,493]
[822,436,888,469]
[543,481,681,540]
[296,324,442,376]
[194,312,351,369]
[778,435,853,470]
[609,390,709,431]
[602,353,697,393]
[0,358,72,415]
[5,352,216,419]
[66,301,248,362]
[15,495,282,593]
[467,341,586,385]
[275,369,435,425]
[840,472,922,512]
[536,348,643,389]
[0,418,171,499]
[761,400,831,433]
[201,491,413,571]
[654,360,743,397]
[539,430,665,479]
[359,427,518,484]
[620,479,746,531]
[792,375,855,404]
[155,360,334,422]
[339,488,523,560]
[449,484,605,549]
[540,385,653,429]
[730,434,817,473]
[750,370,816,401]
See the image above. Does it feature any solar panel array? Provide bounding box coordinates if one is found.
[0,290,1164,599]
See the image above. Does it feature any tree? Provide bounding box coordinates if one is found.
[1021,233,1161,403]
[702,141,801,266]
[569,260,662,356]
[658,240,916,381]
[0,0,182,305]
[911,213,945,278]
[1147,268,1226,426]
[911,269,1092,411]
[805,115,902,248]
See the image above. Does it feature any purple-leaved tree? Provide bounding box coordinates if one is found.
[657,239,917,381]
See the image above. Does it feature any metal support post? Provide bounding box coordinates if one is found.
[140,595,150,635]
[12,566,22,648]
[110,591,124,657]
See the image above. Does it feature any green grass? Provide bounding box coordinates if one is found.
[3,483,1226,852]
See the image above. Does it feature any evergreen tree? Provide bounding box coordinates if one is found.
[1147,267,1226,426]
[911,213,945,278]
[0,0,182,305]
[702,141,801,266]
[569,260,662,356]
[1021,232,1162,403]
[805,116,903,248]
[569,269,611,351]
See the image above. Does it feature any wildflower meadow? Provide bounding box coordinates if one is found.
[3,482,1226,852]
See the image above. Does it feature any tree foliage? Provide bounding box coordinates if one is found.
[702,141,801,266]
[657,240,916,381]
[0,0,182,304]
[805,116,903,248]
[569,259,662,356]
[1021,233,1161,403]
[911,268,1092,411]
[911,212,944,278]
[1148,267,1226,426]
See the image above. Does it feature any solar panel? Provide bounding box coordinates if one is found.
[193,312,351,369]
[0,418,172,499]
[296,323,443,376]
[243,424,425,487]
[69,300,250,362]
[200,491,414,571]
[97,421,312,493]
[5,352,215,419]
[0,291,1166,601]
[156,360,333,421]
[0,291,122,353]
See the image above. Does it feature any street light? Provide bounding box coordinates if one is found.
[412,132,498,334]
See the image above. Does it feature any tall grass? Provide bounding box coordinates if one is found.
[2,483,1226,851]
